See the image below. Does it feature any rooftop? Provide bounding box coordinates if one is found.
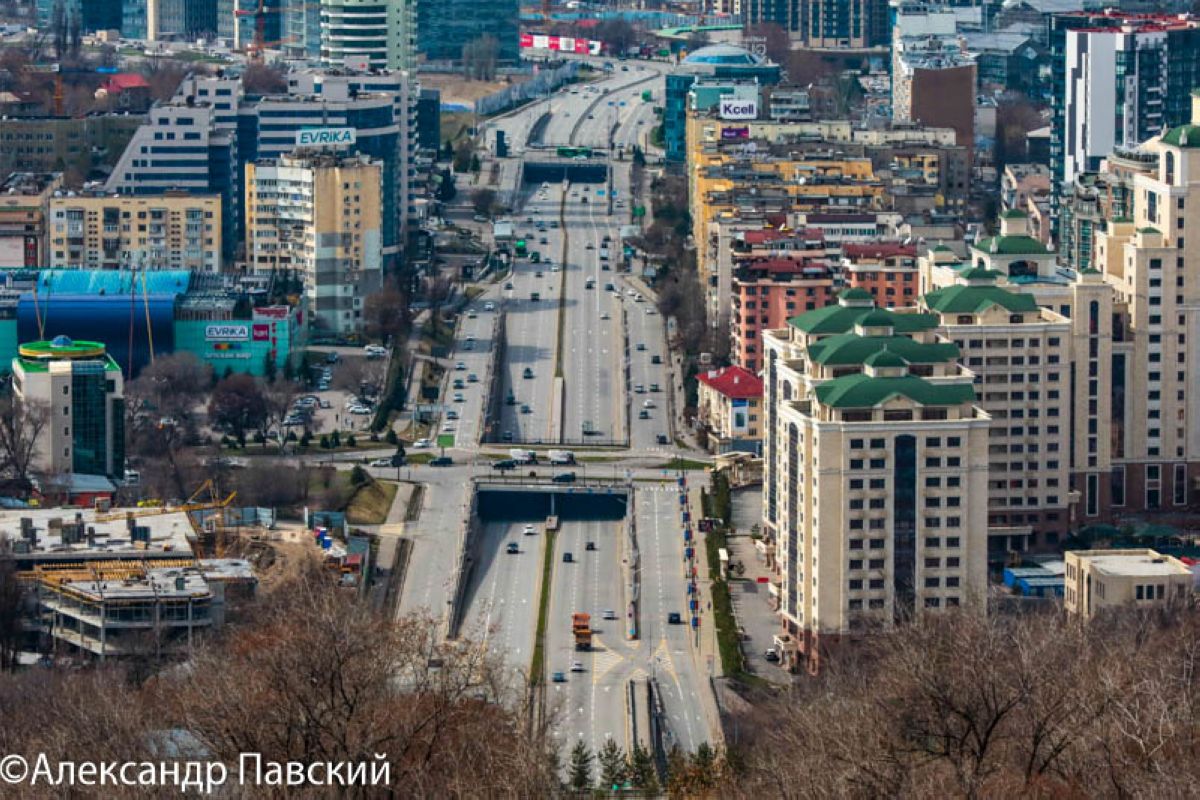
[814,373,976,409]
[0,172,61,196]
[923,283,1040,315]
[972,234,1052,256]
[0,507,196,563]
[682,44,767,67]
[1161,124,1200,149]
[807,333,959,366]
[696,365,763,399]
[790,301,939,335]
[1072,549,1194,578]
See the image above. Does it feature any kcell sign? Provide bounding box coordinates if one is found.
[720,126,750,140]
[205,324,249,341]
[296,127,357,147]
[718,98,758,121]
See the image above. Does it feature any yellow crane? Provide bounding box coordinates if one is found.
[94,479,236,524]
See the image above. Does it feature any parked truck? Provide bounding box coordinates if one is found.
[509,448,537,464]
[572,612,593,651]
[548,449,575,465]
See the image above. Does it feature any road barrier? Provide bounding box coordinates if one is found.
[444,487,481,640]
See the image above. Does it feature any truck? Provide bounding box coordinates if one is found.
[572,612,593,651]
[548,450,575,465]
[509,449,537,464]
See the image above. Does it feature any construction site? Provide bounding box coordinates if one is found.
[0,480,357,663]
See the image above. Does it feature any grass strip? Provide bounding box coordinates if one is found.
[529,530,558,686]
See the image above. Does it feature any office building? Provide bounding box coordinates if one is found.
[11,337,125,480]
[1050,12,1200,220]
[0,172,61,269]
[47,192,221,273]
[1064,550,1194,618]
[417,0,518,65]
[0,114,143,178]
[321,0,416,71]
[696,366,764,455]
[36,0,122,32]
[245,152,382,334]
[284,0,322,60]
[762,289,990,671]
[742,0,888,48]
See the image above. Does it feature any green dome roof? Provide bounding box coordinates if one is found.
[858,309,895,328]
[864,349,908,369]
[1162,124,1200,148]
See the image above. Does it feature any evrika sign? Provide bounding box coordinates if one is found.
[718,99,758,121]
[205,324,249,341]
[296,127,357,147]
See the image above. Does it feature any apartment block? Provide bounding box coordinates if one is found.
[892,35,977,155]
[0,172,61,268]
[762,289,990,670]
[841,242,919,308]
[921,270,1074,556]
[1064,549,1194,618]
[48,192,222,272]
[245,152,382,335]
[321,0,416,71]
[696,365,764,454]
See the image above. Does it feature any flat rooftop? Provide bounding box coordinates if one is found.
[56,565,211,601]
[0,507,195,562]
[1081,551,1193,578]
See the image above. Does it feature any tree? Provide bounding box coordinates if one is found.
[363,281,409,344]
[453,138,475,173]
[597,738,626,790]
[129,352,212,425]
[462,35,500,81]
[994,92,1044,173]
[627,743,658,793]
[595,19,637,54]
[207,374,268,441]
[744,23,790,67]
[568,740,593,790]
[0,397,48,482]
[50,0,66,60]
[262,378,299,447]
[0,561,24,672]
[241,63,287,95]
[471,187,497,219]
[436,168,457,203]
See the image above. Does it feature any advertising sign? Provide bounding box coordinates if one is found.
[520,33,602,55]
[253,306,290,320]
[205,324,249,341]
[718,98,758,121]
[252,323,271,342]
[296,127,357,147]
[720,126,750,140]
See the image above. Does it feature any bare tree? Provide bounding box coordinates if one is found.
[0,397,48,482]
[261,378,300,447]
[0,561,24,673]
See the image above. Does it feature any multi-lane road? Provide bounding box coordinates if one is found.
[396,59,718,755]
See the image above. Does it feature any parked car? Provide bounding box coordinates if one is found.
[570,660,584,672]
[445,410,459,420]
[656,434,670,445]
[520,404,532,414]
[563,552,573,563]
[467,373,479,383]
[638,410,650,419]
[651,355,662,364]
[453,392,465,402]
[369,458,393,468]
[413,438,431,449]
[636,343,646,351]
[430,456,453,467]
[601,608,616,619]
[764,648,780,662]
[455,361,466,370]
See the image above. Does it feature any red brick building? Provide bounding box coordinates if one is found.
[841,241,919,308]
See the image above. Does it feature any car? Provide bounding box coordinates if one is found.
[650,383,660,392]
[453,379,465,389]
[505,390,516,405]
[455,361,466,370]
[284,415,306,427]
[506,542,519,554]
[535,271,543,278]
[638,410,650,419]
[430,456,453,467]
[570,660,584,672]
[656,434,670,445]
[523,367,534,379]
[651,355,662,364]
[441,422,456,432]
[601,608,616,619]
[484,301,495,311]
[764,648,780,663]
[364,344,387,356]
[504,282,514,290]
[643,399,656,409]
[602,234,611,243]
[446,409,460,420]
[525,216,534,223]
[539,237,548,245]
[646,307,656,315]
[580,195,588,203]
[605,283,615,291]
[523,524,537,535]
[586,242,595,249]
[493,459,517,471]
[667,612,682,624]
[600,311,610,320]
[502,431,514,442]
[552,671,567,683]
[319,399,332,409]
[551,265,560,272]
[325,351,340,364]
[586,113,594,119]
[463,341,473,351]
[453,392,465,402]
[467,310,477,319]
[369,457,394,468]
[636,343,646,351]
[550,221,559,228]
[467,373,479,383]
[413,438,432,449]
[520,404,532,414]
[563,552,573,563]
[552,472,576,483]
[634,384,645,394]
[348,405,373,415]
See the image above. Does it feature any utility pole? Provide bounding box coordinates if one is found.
[607,105,615,217]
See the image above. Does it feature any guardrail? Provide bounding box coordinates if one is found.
[444,487,480,640]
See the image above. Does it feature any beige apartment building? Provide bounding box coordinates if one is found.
[696,365,764,454]
[1064,549,1194,618]
[921,212,1116,527]
[48,191,222,272]
[0,172,61,268]
[245,152,382,335]
[920,271,1074,556]
[762,289,990,671]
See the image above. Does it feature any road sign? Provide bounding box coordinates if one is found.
[437,433,455,448]
[632,206,646,218]
[597,189,605,196]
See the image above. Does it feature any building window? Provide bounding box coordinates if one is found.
[1175,464,1187,506]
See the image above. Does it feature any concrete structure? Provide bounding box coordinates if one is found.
[1050,12,1200,221]
[0,114,143,178]
[892,35,976,155]
[762,290,990,670]
[731,250,839,371]
[1064,549,1193,618]
[245,152,382,334]
[742,0,888,48]
[321,0,416,71]
[47,191,222,272]
[696,365,764,454]
[0,172,61,268]
[12,337,125,480]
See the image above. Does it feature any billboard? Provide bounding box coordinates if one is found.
[296,127,357,147]
[520,32,603,55]
[718,99,758,121]
[205,324,249,341]
[720,126,750,140]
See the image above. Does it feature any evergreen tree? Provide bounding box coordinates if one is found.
[568,740,593,791]
[597,738,626,791]
[627,743,658,793]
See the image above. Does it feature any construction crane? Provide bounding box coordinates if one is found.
[235,0,296,60]
[28,63,120,116]
[94,479,236,524]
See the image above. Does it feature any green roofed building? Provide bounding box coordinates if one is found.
[12,336,125,481]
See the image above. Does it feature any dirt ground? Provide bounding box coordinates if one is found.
[420,72,532,105]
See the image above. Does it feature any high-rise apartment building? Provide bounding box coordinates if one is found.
[12,337,125,480]
[47,192,221,273]
[321,0,416,71]
[0,172,62,269]
[284,0,322,60]
[742,0,888,48]
[1049,12,1200,221]
[245,152,382,334]
[892,36,976,155]
[762,289,990,671]
[416,0,518,64]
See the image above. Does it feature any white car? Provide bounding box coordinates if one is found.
[643,399,656,409]
[600,312,610,320]
[369,458,393,468]
[455,361,467,370]
[646,307,656,315]
[484,301,495,311]
[348,405,373,415]
[523,524,537,535]
[570,660,585,672]
[413,438,432,449]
